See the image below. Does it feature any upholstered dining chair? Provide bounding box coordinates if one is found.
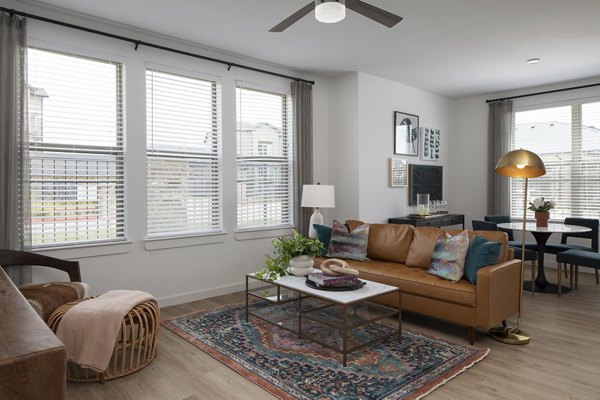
[473,220,539,292]
[0,250,88,323]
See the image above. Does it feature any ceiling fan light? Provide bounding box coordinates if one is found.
[315,0,346,24]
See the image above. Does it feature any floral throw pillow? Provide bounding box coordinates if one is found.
[327,220,369,261]
[426,230,470,282]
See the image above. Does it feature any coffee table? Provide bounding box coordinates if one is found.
[246,273,401,366]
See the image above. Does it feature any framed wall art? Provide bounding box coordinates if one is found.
[389,158,408,187]
[408,164,443,205]
[420,127,440,161]
[394,111,419,156]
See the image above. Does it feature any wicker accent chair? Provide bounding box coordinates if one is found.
[0,249,87,322]
[472,220,538,292]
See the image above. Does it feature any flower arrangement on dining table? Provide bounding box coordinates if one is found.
[527,197,556,212]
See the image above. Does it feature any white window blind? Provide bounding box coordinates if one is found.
[146,68,222,238]
[511,100,600,220]
[236,85,293,230]
[27,48,125,247]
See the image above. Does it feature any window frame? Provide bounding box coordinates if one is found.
[26,45,127,249]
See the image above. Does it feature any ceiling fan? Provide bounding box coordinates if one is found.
[269,0,403,32]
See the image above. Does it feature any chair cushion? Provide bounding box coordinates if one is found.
[19,282,89,322]
[556,249,600,268]
[527,243,594,254]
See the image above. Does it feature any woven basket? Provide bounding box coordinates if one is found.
[48,298,159,383]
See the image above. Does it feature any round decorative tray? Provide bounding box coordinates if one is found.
[305,278,366,291]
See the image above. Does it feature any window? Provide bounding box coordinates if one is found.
[27,48,125,247]
[146,68,222,238]
[236,85,293,230]
[511,100,600,220]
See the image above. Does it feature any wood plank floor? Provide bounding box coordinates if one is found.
[67,269,600,400]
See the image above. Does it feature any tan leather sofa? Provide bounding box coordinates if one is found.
[315,221,522,344]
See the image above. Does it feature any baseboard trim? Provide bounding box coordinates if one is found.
[156,279,264,308]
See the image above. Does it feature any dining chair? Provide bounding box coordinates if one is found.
[473,220,539,292]
[556,249,600,293]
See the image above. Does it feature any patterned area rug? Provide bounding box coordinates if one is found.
[162,302,488,400]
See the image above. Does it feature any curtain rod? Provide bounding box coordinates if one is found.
[486,82,600,103]
[0,7,315,85]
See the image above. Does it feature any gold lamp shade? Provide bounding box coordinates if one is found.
[495,149,546,178]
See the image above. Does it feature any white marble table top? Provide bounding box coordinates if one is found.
[497,222,591,234]
[248,273,398,305]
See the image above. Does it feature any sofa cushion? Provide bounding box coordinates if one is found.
[367,224,415,263]
[405,227,444,268]
[448,229,510,263]
[345,219,365,232]
[316,258,476,307]
[327,220,369,261]
[464,236,502,284]
[427,230,470,282]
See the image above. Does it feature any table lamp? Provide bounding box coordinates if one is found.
[301,183,335,239]
[490,148,546,345]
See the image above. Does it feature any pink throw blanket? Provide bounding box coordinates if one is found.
[56,290,156,373]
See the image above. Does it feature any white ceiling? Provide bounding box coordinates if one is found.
[22,0,600,98]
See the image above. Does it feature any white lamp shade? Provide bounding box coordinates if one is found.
[301,184,335,208]
[315,1,346,23]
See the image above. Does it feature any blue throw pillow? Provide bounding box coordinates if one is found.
[464,236,501,284]
[313,224,332,256]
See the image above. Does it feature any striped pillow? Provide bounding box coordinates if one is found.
[327,220,369,261]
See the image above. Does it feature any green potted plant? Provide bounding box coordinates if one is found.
[528,196,556,227]
[255,230,324,281]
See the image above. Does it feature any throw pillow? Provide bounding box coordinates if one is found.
[313,224,332,256]
[463,236,502,284]
[327,220,369,261]
[426,230,470,282]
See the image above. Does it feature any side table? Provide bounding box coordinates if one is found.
[388,213,465,229]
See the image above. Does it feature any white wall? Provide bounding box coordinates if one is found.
[12,1,329,306]
[325,72,454,225]
[356,73,454,223]
[326,73,359,223]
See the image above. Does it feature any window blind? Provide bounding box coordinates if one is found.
[236,85,293,230]
[146,68,222,238]
[27,48,125,247]
[511,100,600,220]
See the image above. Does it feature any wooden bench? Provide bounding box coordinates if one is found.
[0,267,66,400]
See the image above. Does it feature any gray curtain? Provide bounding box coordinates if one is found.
[0,12,31,284]
[488,100,513,215]
[291,81,313,236]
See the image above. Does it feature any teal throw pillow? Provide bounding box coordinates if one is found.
[463,236,501,284]
[426,230,470,282]
[313,224,332,256]
[326,220,369,261]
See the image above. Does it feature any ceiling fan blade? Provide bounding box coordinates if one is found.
[269,2,315,32]
[346,0,403,28]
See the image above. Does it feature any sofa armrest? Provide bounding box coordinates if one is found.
[475,259,521,329]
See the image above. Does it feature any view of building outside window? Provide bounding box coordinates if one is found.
[511,101,600,220]
[236,87,293,229]
[27,48,124,247]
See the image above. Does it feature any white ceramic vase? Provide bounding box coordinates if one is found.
[288,255,314,276]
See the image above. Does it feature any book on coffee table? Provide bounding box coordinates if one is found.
[307,272,359,286]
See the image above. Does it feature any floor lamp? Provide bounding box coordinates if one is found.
[490,149,546,345]
[301,183,335,239]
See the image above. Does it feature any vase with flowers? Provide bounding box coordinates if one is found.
[527,197,556,227]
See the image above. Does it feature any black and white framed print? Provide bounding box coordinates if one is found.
[420,127,440,161]
[394,111,419,156]
[389,158,408,187]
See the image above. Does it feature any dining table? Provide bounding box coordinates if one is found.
[497,222,592,294]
